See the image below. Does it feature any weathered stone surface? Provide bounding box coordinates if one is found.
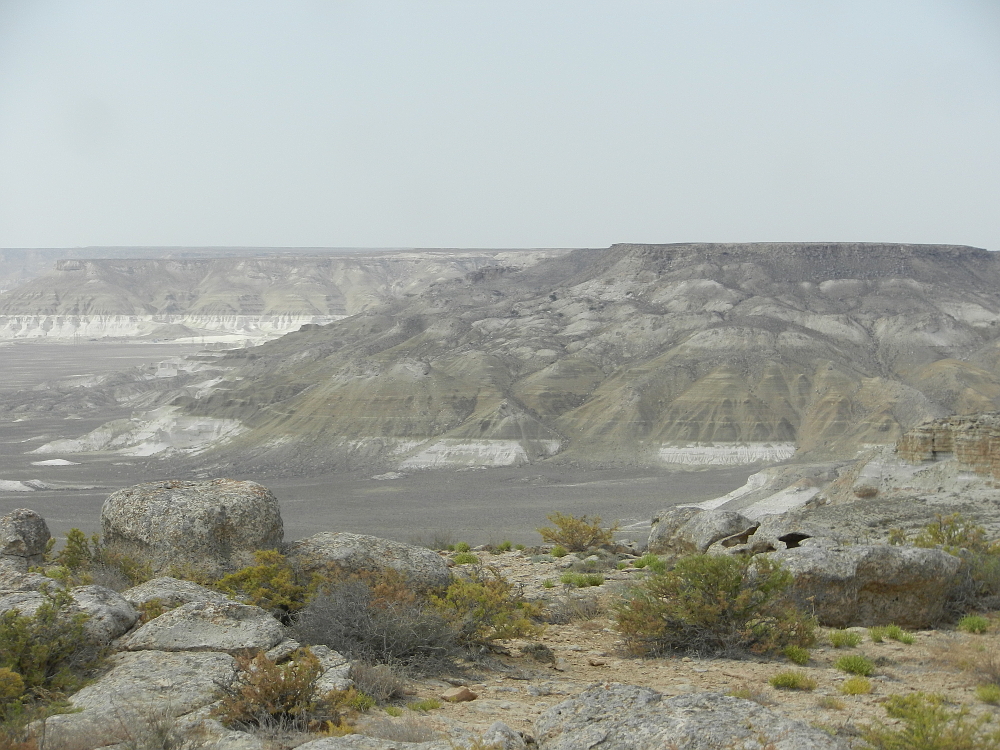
[101,478,283,572]
[297,738,451,750]
[311,644,353,694]
[680,510,757,553]
[287,532,450,590]
[39,650,237,748]
[646,507,702,556]
[769,542,962,628]
[535,684,846,750]
[0,568,53,596]
[0,590,45,618]
[0,508,50,567]
[71,585,139,643]
[122,576,230,609]
[441,686,477,702]
[117,600,285,653]
[708,514,842,556]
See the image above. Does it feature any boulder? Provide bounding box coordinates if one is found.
[0,585,137,645]
[0,508,50,569]
[310,644,353,694]
[647,507,701,556]
[123,576,230,609]
[101,478,283,573]
[708,514,842,556]
[117,600,285,653]
[534,684,846,750]
[648,508,757,557]
[38,650,237,748]
[0,568,53,596]
[287,532,450,590]
[297,739,451,750]
[769,542,962,627]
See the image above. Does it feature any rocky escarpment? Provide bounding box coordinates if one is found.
[898,412,1000,481]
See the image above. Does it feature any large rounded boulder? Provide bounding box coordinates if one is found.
[287,532,450,590]
[0,508,51,571]
[101,479,283,573]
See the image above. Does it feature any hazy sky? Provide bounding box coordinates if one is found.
[0,1,998,250]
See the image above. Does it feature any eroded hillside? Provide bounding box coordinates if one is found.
[153,242,1000,474]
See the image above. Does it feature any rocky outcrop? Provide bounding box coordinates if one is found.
[0,508,50,571]
[117,601,285,653]
[122,576,230,609]
[534,684,845,749]
[898,413,1000,481]
[101,478,283,573]
[648,508,757,557]
[38,650,238,748]
[287,532,450,590]
[0,585,137,645]
[769,541,962,627]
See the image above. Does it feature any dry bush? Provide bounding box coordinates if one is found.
[348,663,407,704]
[543,594,605,624]
[536,513,618,552]
[358,714,440,743]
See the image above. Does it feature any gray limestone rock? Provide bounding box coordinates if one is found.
[310,644,354,694]
[38,650,237,748]
[0,568,53,596]
[769,542,962,627]
[646,507,702,556]
[70,585,139,643]
[0,508,50,568]
[534,684,846,750]
[679,510,758,553]
[117,600,285,653]
[287,532,450,590]
[297,738,451,750]
[123,576,230,609]
[101,478,283,573]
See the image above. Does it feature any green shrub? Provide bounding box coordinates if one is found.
[869,626,888,643]
[977,684,1000,704]
[958,615,990,634]
[215,550,310,622]
[537,513,618,552]
[834,654,875,676]
[783,645,810,665]
[454,542,471,553]
[559,572,604,588]
[542,579,555,589]
[384,705,404,717]
[407,698,441,712]
[0,587,101,693]
[0,669,24,702]
[861,692,1000,749]
[829,630,862,648]
[495,541,513,553]
[452,552,479,565]
[50,528,153,589]
[769,671,817,691]
[840,676,872,695]
[632,553,667,574]
[883,624,914,644]
[431,567,542,646]
[514,544,525,551]
[614,553,815,657]
[551,545,569,558]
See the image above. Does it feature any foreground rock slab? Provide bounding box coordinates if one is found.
[534,684,846,750]
[39,650,237,748]
[770,541,962,627]
[0,508,50,570]
[123,576,230,609]
[101,478,283,572]
[117,600,285,653]
[288,532,450,589]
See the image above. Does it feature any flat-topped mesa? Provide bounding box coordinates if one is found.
[897,413,1000,481]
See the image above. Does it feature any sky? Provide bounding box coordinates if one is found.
[0,1,998,250]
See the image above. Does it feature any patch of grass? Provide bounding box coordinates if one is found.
[817,696,846,710]
[869,626,888,643]
[559,572,604,588]
[726,684,774,706]
[514,544,525,551]
[384,706,404,717]
[769,671,817,691]
[407,698,441,712]
[883,624,914,644]
[977,684,1000,704]
[632,553,666,574]
[958,615,990,634]
[452,552,479,565]
[861,692,1000,750]
[542,579,555,589]
[834,655,875,676]
[783,645,810,665]
[840,676,873,695]
[829,630,862,648]
[495,541,512,553]
[550,545,568,558]
[537,513,618,552]
[615,553,816,657]
[454,542,471,553]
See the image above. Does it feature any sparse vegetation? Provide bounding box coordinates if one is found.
[431,567,542,646]
[454,542,471,553]
[840,676,873,695]
[769,671,817,691]
[977,684,1000,704]
[559,571,604,588]
[817,696,846,710]
[958,614,990,634]
[632,553,667,574]
[349,663,407,704]
[829,630,862,648]
[495,540,512,553]
[835,655,875,676]
[883,624,914,644]
[49,528,153,590]
[550,545,569,558]
[615,553,816,657]
[861,692,1000,749]
[869,626,888,643]
[215,549,311,621]
[537,513,618,552]
[407,698,441,712]
[783,645,810,665]
[452,552,479,565]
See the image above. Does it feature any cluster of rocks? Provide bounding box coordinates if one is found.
[648,505,962,628]
[0,475,975,749]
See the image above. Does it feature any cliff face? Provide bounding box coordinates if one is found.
[898,413,1000,482]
